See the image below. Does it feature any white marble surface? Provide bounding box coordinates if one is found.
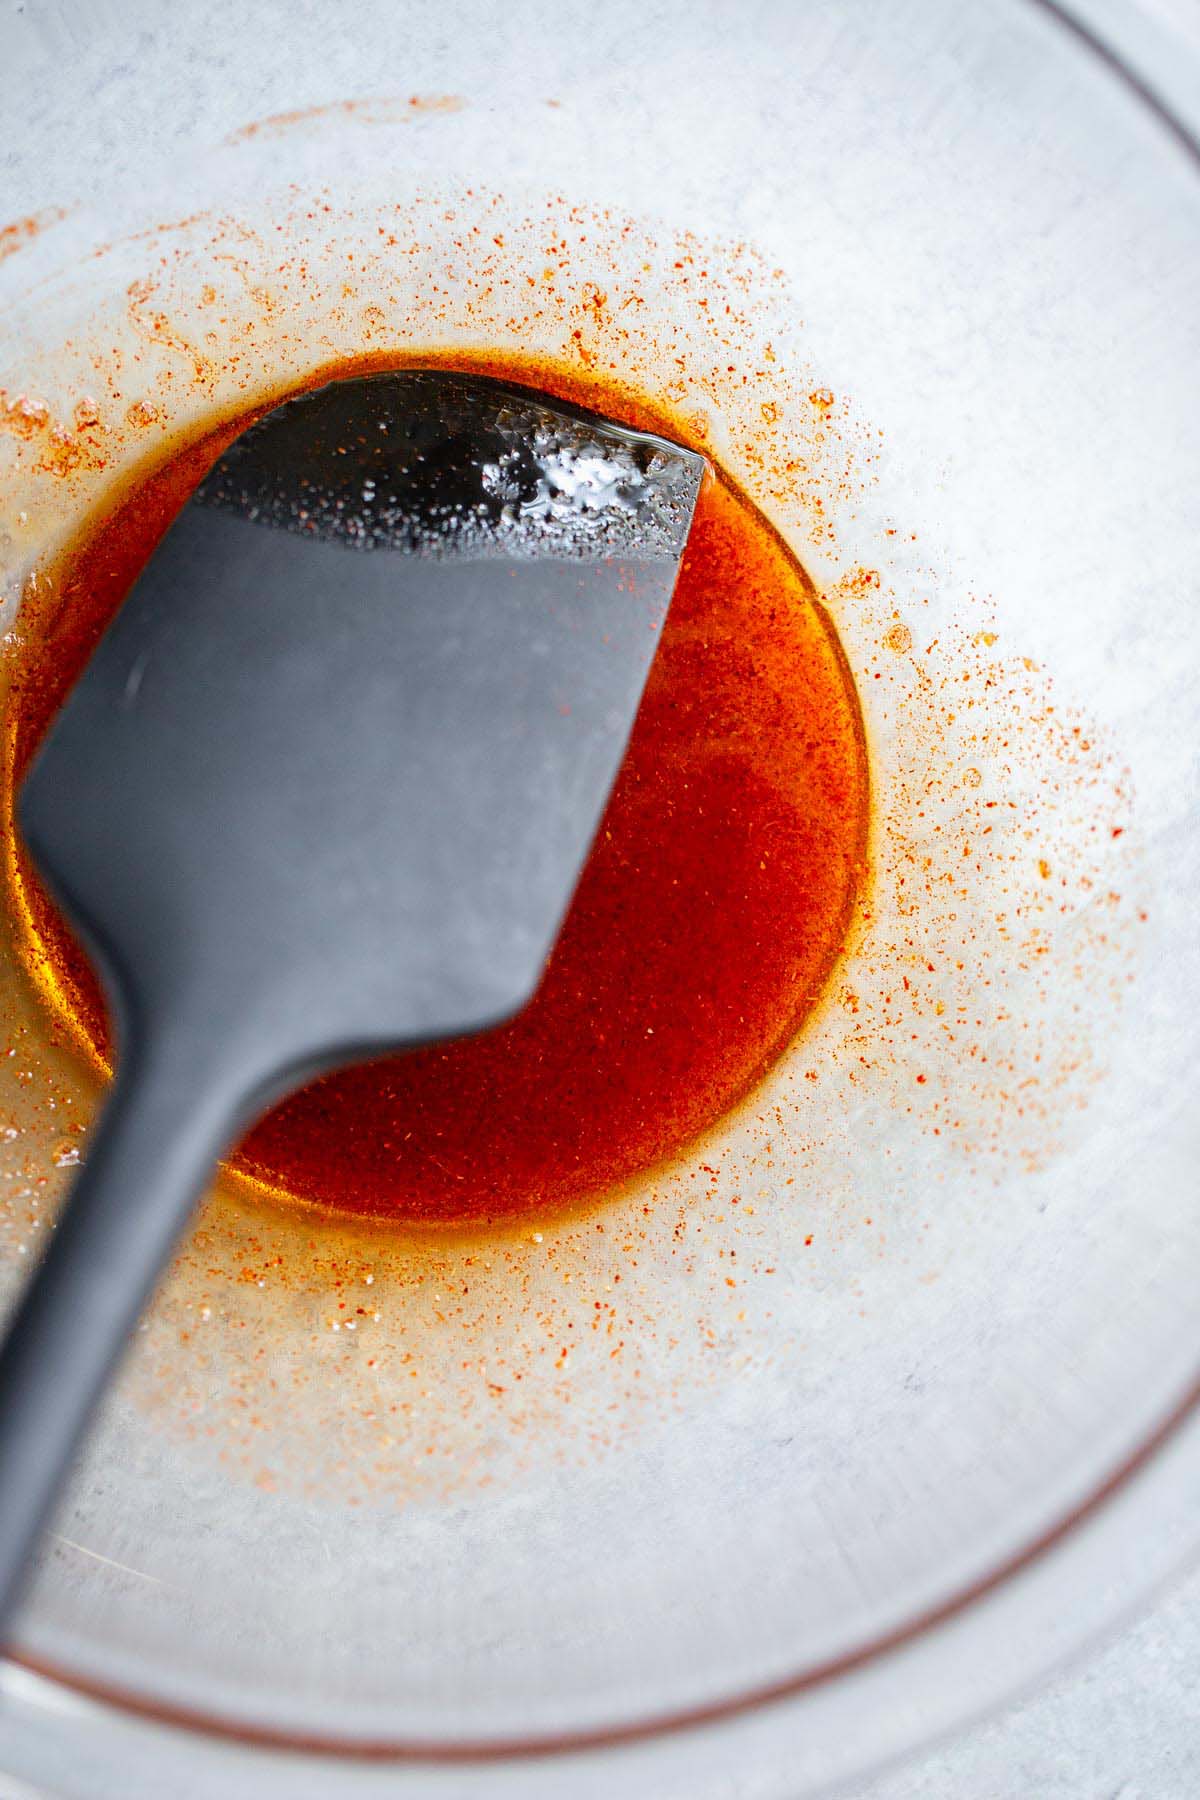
[844,1560,1200,1799]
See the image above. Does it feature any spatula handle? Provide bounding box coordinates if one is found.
[0,1039,239,1635]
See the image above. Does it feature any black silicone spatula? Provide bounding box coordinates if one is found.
[0,370,702,1629]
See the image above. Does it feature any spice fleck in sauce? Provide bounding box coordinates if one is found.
[6,357,868,1226]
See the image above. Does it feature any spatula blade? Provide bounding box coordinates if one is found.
[21,371,704,1082]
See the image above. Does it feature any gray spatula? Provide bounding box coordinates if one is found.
[0,370,702,1630]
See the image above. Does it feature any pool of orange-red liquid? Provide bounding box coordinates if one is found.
[5,355,869,1227]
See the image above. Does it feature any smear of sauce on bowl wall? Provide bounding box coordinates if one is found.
[5,354,869,1228]
[0,178,1142,1513]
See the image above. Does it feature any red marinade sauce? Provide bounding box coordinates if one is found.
[6,355,868,1226]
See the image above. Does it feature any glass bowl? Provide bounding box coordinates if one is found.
[1,1,1198,1792]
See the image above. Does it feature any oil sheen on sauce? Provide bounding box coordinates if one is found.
[6,356,869,1227]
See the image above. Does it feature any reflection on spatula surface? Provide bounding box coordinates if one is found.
[0,370,703,1629]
